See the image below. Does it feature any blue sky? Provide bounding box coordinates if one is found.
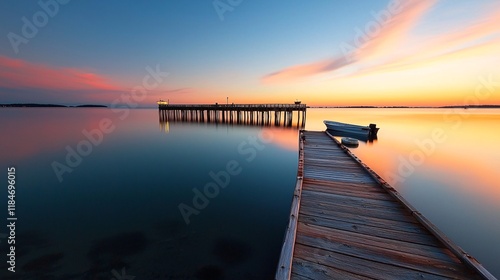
[1,0,499,105]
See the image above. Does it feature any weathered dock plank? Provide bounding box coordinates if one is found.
[276,131,495,280]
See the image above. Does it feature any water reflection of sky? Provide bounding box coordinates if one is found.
[2,107,499,278]
[306,108,500,277]
[0,108,300,279]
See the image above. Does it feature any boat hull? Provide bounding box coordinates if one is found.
[324,120,379,138]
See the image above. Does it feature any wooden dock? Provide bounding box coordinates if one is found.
[276,131,496,280]
[158,103,306,127]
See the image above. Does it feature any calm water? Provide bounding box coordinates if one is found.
[0,108,299,279]
[1,107,499,279]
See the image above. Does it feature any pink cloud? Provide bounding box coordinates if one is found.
[351,6,500,77]
[0,56,122,91]
[0,56,192,105]
[261,0,438,84]
[261,58,350,84]
[353,0,438,61]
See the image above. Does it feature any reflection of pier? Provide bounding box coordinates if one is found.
[158,104,307,128]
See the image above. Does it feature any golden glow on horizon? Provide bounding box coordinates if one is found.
[1,1,499,107]
[304,108,500,207]
[259,1,500,107]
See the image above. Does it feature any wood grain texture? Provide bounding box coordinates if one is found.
[276,131,494,280]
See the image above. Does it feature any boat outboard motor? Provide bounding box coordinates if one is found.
[369,124,378,136]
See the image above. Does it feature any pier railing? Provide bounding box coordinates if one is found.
[158,103,307,110]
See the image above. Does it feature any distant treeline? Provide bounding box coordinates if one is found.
[438,105,500,108]
[2,103,499,109]
[0,103,107,108]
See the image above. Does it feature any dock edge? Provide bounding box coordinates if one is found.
[275,130,305,280]
[324,130,497,280]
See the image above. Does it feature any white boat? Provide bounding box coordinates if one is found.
[341,137,359,147]
[324,120,379,136]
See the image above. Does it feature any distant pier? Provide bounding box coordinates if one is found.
[158,103,307,128]
[276,131,495,280]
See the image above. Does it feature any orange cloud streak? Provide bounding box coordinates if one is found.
[352,6,500,77]
[354,0,438,61]
[0,56,121,91]
[262,0,437,84]
[261,58,350,84]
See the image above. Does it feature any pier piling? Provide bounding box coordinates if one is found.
[159,103,307,128]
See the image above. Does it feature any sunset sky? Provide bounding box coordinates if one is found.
[1,0,499,107]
